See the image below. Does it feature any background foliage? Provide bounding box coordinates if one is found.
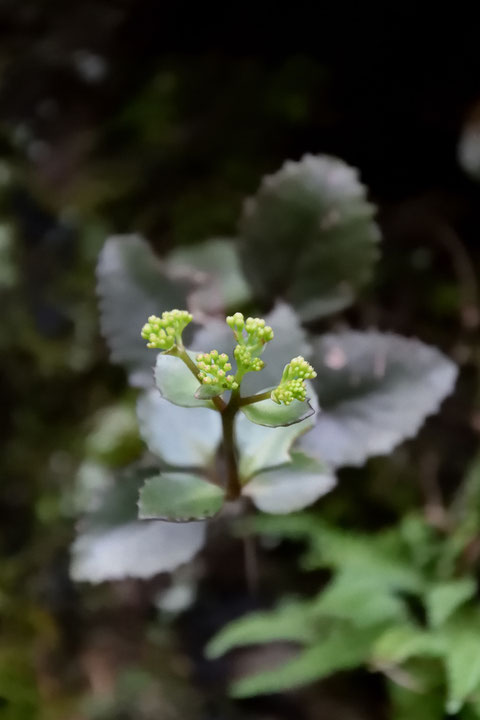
[2,5,480,719]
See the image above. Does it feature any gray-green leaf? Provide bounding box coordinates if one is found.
[243,452,335,514]
[138,472,225,521]
[155,350,216,408]
[241,397,314,428]
[167,237,252,314]
[300,331,457,468]
[236,402,316,481]
[239,154,380,320]
[97,235,191,387]
[70,468,206,582]
[136,389,221,468]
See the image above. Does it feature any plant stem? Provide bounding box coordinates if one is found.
[177,347,226,412]
[221,393,241,499]
[238,390,272,406]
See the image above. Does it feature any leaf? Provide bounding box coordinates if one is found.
[167,238,252,314]
[426,578,476,629]
[241,397,314,427]
[243,452,335,514]
[70,468,206,582]
[138,472,225,521]
[136,389,221,468]
[312,571,407,627]
[155,350,216,408]
[442,614,480,713]
[192,302,312,396]
[194,383,224,400]
[230,624,377,697]
[206,599,316,659]
[97,235,191,387]
[71,520,206,582]
[236,404,316,481]
[372,625,443,668]
[299,331,458,468]
[238,154,380,320]
[388,681,445,720]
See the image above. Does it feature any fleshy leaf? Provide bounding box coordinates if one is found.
[236,395,317,481]
[194,383,224,400]
[155,350,216,409]
[97,235,191,387]
[138,472,225,521]
[70,468,206,582]
[167,238,252,314]
[239,154,380,320]
[300,331,457,468]
[136,389,221,468]
[372,624,443,667]
[425,578,476,629]
[243,452,335,514]
[241,397,314,427]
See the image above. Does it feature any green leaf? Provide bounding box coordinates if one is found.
[238,154,380,320]
[372,625,443,668]
[97,235,191,387]
[136,389,221,468]
[442,614,480,713]
[155,350,216,408]
[426,578,476,629]
[230,624,377,697]
[70,468,206,582]
[312,571,407,627]
[300,331,457,468]
[243,452,335,514]
[193,303,312,397]
[206,599,316,659]
[167,238,252,314]
[241,397,314,427]
[138,472,225,521]
[236,403,316,481]
[388,681,445,720]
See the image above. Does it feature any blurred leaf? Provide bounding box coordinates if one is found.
[458,118,480,180]
[372,625,443,667]
[388,680,445,720]
[239,154,380,320]
[167,238,252,314]
[71,468,206,581]
[243,452,335,514]
[312,571,407,627]
[442,614,480,713]
[155,351,216,408]
[236,404,316,481]
[97,235,191,387]
[425,578,476,629]
[230,624,377,697]
[85,402,142,466]
[138,472,225,521]
[71,520,206,582]
[137,389,221,467]
[206,599,316,659]
[300,331,457,468]
[241,397,314,427]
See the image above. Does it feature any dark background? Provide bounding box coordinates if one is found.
[0,4,480,718]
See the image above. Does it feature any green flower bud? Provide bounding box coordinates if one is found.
[227,312,273,377]
[271,356,317,405]
[141,309,192,350]
[196,350,239,391]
